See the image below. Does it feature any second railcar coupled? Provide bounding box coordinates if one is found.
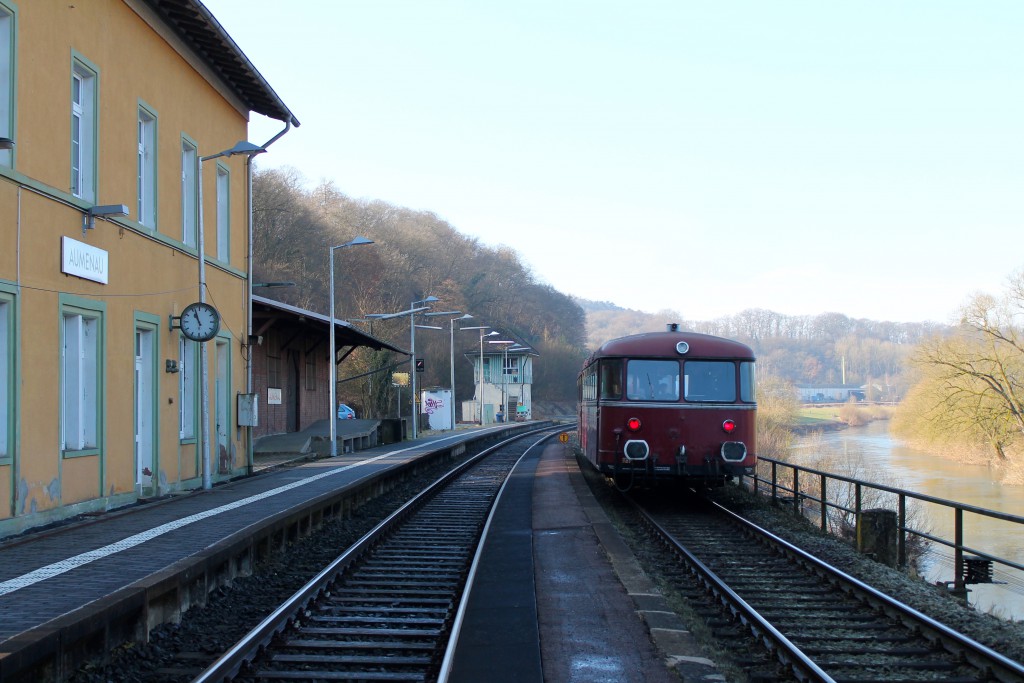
[578,324,757,488]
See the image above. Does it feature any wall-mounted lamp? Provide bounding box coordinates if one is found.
[83,203,129,234]
[0,137,13,150]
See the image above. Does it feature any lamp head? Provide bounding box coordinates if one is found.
[83,203,130,233]
[223,140,266,156]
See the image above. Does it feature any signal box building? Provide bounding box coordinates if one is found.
[0,1,298,538]
[462,347,536,424]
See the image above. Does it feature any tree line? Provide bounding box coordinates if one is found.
[582,300,945,399]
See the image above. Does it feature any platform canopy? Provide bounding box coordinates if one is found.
[252,295,407,354]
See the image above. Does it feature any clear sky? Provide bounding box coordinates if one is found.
[203,1,1023,324]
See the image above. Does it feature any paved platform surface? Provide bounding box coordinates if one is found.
[0,424,518,680]
[0,423,721,682]
[447,441,722,682]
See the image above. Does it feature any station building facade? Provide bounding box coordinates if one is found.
[0,0,298,537]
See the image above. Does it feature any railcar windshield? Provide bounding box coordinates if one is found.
[683,361,736,402]
[626,360,679,401]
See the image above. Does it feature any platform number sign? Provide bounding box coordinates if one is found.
[558,432,569,444]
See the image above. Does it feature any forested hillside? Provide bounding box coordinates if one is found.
[252,168,588,410]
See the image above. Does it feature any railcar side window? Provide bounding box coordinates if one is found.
[599,359,622,399]
[626,360,679,401]
[580,364,597,401]
[683,361,736,402]
[740,361,756,402]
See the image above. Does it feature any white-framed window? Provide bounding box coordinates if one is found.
[137,105,157,227]
[0,296,10,458]
[0,3,15,168]
[181,139,197,246]
[179,336,196,440]
[71,59,97,201]
[62,309,101,451]
[215,164,229,260]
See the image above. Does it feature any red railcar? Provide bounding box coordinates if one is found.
[578,325,757,488]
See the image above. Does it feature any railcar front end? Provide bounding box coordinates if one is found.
[578,326,757,488]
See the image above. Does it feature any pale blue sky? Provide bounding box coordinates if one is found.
[204,1,1024,324]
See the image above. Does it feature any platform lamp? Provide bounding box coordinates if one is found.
[197,140,265,490]
[487,339,516,422]
[458,326,489,424]
[407,297,440,438]
[366,305,434,430]
[419,309,460,432]
[428,313,472,430]
[507,345,532,421]
[474,331,500,423]
[448,314,475,429]
[328,237,375,457]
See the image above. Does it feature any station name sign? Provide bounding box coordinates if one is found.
[62,236,109,284]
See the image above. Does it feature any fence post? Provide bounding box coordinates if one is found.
[771,460,778,504]
[898,494,907,568]
[954,508,965,594]
[820,473,828,532]
[793,468,801,517]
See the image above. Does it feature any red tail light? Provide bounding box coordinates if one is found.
[626,417,642,432]
[722,419,736,434]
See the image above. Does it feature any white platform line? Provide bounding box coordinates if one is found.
[0,432,477,597]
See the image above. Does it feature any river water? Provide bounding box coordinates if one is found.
[791,420,1024,621]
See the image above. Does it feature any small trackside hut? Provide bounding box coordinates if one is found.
[578,324,757,489]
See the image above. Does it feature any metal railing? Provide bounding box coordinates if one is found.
[746,456,1024,595]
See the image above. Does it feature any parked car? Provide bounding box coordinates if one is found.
[337,403,356,419]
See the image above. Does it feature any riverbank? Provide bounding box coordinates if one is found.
[790,403,895,435]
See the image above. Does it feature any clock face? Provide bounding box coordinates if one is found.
[179,302,220,342]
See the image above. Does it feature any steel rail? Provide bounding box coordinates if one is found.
[435,428,561,682]
[192,428,561,683]
[192,426,558,683]
[633,501,836,683]
[709,499,1024,683]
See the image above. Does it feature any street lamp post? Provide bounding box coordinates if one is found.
[328,237,374,457]
[487,340,516,422]
[442,314,473,429]
[475,331,500,423]
[197,141,264,490]
[418,308,459,434]
[365,303,434,436]
[409,297,438,439]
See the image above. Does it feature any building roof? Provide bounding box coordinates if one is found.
[141,0,300,126]
[252,296,408,354]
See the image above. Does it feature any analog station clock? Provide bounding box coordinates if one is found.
[178,302,220,342]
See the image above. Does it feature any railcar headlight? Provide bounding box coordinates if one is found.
[721,441,747,462]
[624,440,649,460]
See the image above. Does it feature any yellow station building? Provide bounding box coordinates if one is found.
[0,0,298,537]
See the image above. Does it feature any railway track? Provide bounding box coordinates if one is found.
[190,427,558,683]
[635,496,1024,682]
